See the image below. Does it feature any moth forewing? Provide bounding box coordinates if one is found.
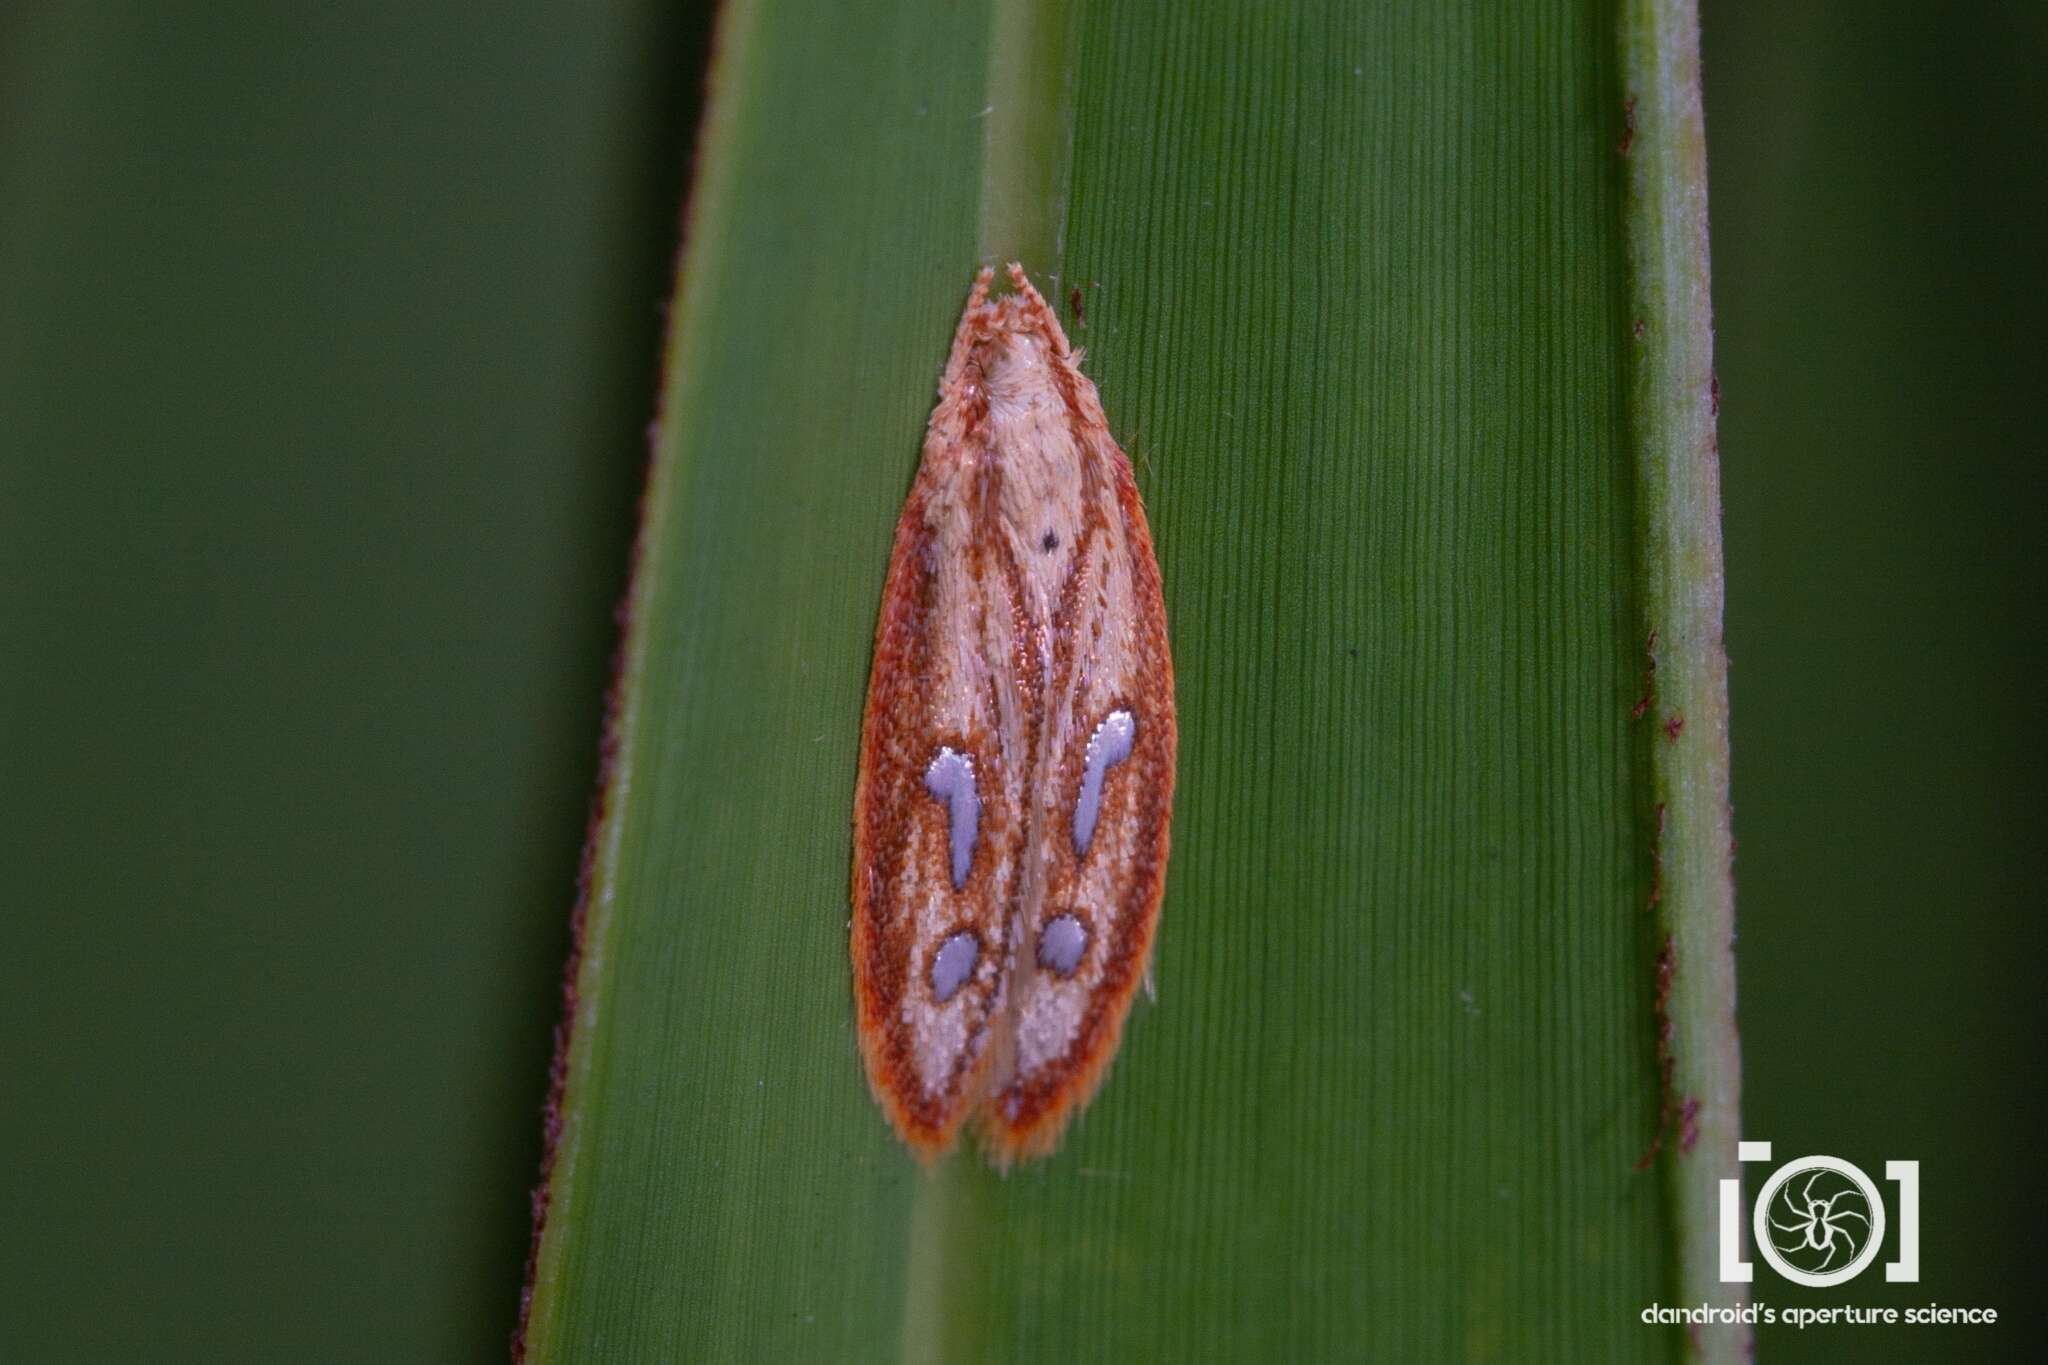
[853,264,1175,1165]
[850,478,1018,1157]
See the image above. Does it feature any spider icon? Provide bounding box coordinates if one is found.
[1767,1169,1872,1273]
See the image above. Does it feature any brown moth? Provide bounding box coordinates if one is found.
[851,263,1175,1164]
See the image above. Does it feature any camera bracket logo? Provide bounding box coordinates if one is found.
[1720,1142,1920,1287]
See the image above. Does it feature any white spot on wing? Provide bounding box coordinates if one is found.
[924,747,978,888]
[1072,709,1136,855]
[1038,914,1088,976]
[930,931,979,1004]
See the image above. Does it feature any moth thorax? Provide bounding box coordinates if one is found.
[979,333,1060,412]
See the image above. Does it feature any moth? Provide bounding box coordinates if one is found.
[852,264,1176,1164]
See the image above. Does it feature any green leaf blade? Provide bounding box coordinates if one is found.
[525,2,1733,1360]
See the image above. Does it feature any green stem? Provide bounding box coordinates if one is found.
[900,1158,998,1365]
[1621,1,1745,1359]
[976,0,1078,275]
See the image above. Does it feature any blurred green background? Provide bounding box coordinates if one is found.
[1,2,2038,1361]
[1,3,709,1358]
[1707,4,2043,1360]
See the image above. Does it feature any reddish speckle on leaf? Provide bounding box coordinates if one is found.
[1664,710,1686,742]
[1632,628,1658,720]
[1709,371,1721,416]
[515,461,656,1361]
[1679,1096,1703,1155]
[1620,95,1637,157]
[1634,934,1679,1171]
[1632,318,1646,341]
[1068,286,1086,328]
[1648,803,1665,909]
